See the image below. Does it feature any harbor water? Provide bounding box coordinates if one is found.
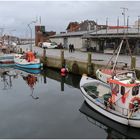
[0,66,139,139]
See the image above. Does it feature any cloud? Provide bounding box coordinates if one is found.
[0,1,139,37]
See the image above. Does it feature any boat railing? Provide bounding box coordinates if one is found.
[111,98,140,117]
[84,86,140,117]
[89,92,140,117]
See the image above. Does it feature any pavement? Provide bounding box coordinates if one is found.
[17,44,140,68]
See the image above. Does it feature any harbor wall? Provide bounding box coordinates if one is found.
[40,52,140,79]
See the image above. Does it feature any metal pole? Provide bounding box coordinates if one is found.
[138,16,140,33]
[106,17,108,35]
[28,20,37,52]
[96,19,98,35]
[127,16,129,33]
[120,7,128,34]
[117,17,119,34]
[28,24,32,51]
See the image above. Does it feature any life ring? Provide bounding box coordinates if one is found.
[129,97,140,112]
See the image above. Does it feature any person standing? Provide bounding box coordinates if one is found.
[69,44,72,52]
[72,44,75,52]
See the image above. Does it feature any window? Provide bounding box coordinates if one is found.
[111,84,119,94]
[121,86,125,95]
[132,86,139,96]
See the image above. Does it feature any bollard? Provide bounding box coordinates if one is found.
[131,56,136,70]
[61,50,65,67]
[87,53,92,75]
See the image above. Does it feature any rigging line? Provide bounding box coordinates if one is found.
[112,39,124,73]
[105,42,120,69]
[125,38,133,67]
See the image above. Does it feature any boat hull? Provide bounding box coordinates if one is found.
[0,54,14,64]
[15,63,41,69]
[79,101,140,139]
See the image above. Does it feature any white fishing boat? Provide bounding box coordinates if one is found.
[14,51,41,69]
[80,73,140,128]
[96,39,131,83]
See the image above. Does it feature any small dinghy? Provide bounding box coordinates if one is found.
[80,73,140,128]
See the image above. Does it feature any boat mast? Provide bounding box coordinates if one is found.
[112,39,124,73]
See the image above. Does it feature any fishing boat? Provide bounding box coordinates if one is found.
[14,51,41,69]
[96,39,131,83]
[80,73,140,128]
[0,53,14,65]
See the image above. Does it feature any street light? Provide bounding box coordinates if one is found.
[120,7,128,34]
[138,16,140,33]
[28,20,37,51]
[127,16,129,33]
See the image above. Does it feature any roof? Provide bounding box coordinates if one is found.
[90,28,140,35]
[50,30,94,38]
[66,22,79,30]
[50,28,140,39]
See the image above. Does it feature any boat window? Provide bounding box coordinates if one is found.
[121,86,125,95]
[132,86,139,96]
[111,84,119,94]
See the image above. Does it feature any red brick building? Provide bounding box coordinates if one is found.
[35,25,56,46]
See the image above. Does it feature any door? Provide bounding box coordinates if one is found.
[64,38,68,48]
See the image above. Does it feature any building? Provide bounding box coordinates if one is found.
[35,25,56,46]
[50,20,98,50]
[50,31,90,49]
[83,28,140,54]
[66,20,98,32]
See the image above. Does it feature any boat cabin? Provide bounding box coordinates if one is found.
[107,71,140,115]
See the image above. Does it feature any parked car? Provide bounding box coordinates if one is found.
[42,42,57,49]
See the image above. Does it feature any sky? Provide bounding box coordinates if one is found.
[0,1,140,38]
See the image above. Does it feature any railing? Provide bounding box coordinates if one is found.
[84,86,140,118]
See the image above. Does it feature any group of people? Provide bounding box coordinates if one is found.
[69,44,75,53]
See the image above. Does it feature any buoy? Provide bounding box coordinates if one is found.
[61,68,68,73]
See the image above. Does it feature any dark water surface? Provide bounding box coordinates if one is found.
[0,67,140,139]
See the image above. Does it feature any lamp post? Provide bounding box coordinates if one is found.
[138,16,140,33]
[28,21,36,51]
[127,16,129,33]
[106,17,108,35]
[120,7,128,34]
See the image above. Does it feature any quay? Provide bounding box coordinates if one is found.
[17,44,140,78]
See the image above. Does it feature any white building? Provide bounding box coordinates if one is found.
[50,31,95,50]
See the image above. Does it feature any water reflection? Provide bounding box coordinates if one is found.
[0,67,81,95]
[79,101,140,139]
[43,68,81,91]
[15,67,41,100]
[0,67,17,90]
[22,74,39,99]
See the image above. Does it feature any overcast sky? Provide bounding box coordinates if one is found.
[0,1,140,37]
